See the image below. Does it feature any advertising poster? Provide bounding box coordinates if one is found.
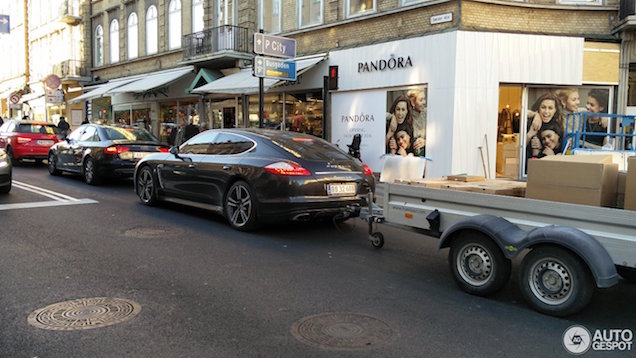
[330,90,386,171]
[385,86,428,158]
[524,86,612,173]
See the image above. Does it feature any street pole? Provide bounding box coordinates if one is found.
[258,29,264,128]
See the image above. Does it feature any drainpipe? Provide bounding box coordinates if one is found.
[457,0,462,29]
[23,0,29,85]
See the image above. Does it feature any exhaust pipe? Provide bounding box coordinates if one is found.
[292,213,311,222]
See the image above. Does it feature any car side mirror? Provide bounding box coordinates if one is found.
[169,146,179,155]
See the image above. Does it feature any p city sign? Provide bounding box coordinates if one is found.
[253,33,296,59]
[253,56,297,81]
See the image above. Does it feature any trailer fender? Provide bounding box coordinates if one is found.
[519,226,618,288]
[438,215,526,260]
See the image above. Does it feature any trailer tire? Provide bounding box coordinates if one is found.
[370,232,384,249]
[519,246,594,317]
[449,233,511,296]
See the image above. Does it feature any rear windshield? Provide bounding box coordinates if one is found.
[18,124,60,134]
[103,127,159,142]
[269,133,351,161]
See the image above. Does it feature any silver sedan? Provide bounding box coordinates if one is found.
[0,148,12,193]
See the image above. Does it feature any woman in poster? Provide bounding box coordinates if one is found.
[583,89,609,148]
[526,93,565,165]
[529,121,564,158]
[407,89,427,156]
[386,95,414,156]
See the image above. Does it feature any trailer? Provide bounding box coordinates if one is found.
[361,180,636,317]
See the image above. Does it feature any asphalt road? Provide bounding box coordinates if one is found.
[1,163,635,357]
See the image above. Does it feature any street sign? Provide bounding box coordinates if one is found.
[9,93,20,105]
[253,56,297,81]
[44,74,61,90]
[253,33,296,59]
[0,15,9,34]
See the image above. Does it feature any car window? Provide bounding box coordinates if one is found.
[5,122,17,133]
[103,127,159,142]
[269,133,351,160]
[209,133,255,155]
[180,131,217,154]
[79,126,97,141]
[18,124,61,134]
[67,127,83,141]
[0,122,10,133]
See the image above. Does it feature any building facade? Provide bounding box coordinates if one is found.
[38,0,625,178]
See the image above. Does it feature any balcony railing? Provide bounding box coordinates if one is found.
[58,0,81,25]
[52,60,88,79]
[183,25,250,60]
[620,0,635,20]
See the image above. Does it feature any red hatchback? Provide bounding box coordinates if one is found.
[0,119,61,164]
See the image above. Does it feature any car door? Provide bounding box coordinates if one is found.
[0,121,13,150]
[56,127,83,172]
[195,132,255,206]
[74,125,99,168]
[156,131,212,201]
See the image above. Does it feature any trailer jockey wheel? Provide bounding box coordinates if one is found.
[370,232,384,249]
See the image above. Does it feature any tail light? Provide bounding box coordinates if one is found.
[363,163,373,175]
[104,146,130,155]
[264,161,311,176]
[16,137,32,144]
[158,147,170,153]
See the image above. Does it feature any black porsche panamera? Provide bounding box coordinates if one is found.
[134,129,375,231]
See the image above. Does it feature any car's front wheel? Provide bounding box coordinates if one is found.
[224,181,258,231]
[137,166,158,206]
[83,157,100,185]
[48,152,61,176]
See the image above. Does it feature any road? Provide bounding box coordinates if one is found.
[1,163,635,357]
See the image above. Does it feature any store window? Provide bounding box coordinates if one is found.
[260,0,281,33]
[346,0,375,18]
[110,19,119,63]
[94,25,104,67]
[114,107,150,127]
[168,0,182,50]
[128,12,138,59]
[159,101,202,145]
[248,94,285,130]
[192,0,204,32]
[298,0,322,28]
[246,92,324,137]
[146,5,158,55]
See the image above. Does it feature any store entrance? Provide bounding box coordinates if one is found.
[223,107,235,128]
[496,85,522,179]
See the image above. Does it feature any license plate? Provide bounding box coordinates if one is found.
[327,183,357,196]
[37,140,54,146]
[133,152,149,159]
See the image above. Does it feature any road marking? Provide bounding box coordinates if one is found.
[0,180,98,211]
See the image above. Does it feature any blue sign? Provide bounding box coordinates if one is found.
[253,33,296,59]
[0,15,9,34]
[253,56,297,81]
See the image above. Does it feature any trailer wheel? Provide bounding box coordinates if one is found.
[449,234,511,296]
[369,232,384,249]
[519,246,594,317]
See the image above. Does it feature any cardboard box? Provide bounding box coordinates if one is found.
[625,157,636,211]
[526,155,619,207]
[503,158,519,178]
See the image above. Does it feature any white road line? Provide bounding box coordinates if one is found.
[12,180,79,201]
[0,199,98,211]
[12,183,69,201]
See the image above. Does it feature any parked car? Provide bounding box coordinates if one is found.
[48,124,170,185]
[0,148,12,193]
[0,119,60,164]
[133,128,375,231]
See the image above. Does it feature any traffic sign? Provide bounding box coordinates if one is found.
[253,56,296,81]
[253,33,296,59]
[9,93,20,104]
[0,15,9,34]
[44,74,61,90]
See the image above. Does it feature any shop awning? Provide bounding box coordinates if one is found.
[108,66,195,94]
[68,78,141,104]
[192,54,327,95]
[185,68,224,94]
[18,91,44,104]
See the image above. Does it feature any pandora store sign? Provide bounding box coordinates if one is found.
[358,55,413,73]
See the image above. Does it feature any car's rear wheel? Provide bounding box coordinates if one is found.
[83,157,100,185]
[0,172,11,194]
[224,181,258,231]
[137,166,158,206]
[6,147,17,166]
[48,152,61,176]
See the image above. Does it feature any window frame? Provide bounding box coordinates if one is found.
[557,0,602,4]
[109,19,119,64]
[128,12,139,59]
[345,0,376,19]
[94,25,104,67]
[400,0,427,6]
[297,0,323,28]
[192,0,204,32]
[168,0,182,50]
[259,0,282,33]
[146,5,158,55]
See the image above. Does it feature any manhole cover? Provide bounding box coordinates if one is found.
[291,312,394,350]
[123,227,176,239]
[28,297,141,331]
